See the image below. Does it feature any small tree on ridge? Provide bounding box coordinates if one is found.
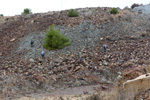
[22,8,32,15]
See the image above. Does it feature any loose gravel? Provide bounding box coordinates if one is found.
[16,14,150,60]
[16,20,106,59]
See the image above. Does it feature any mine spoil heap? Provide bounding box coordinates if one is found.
[0,6,150,99]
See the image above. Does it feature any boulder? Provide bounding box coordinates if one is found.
[117,66,145,87]
[123,73,150,100]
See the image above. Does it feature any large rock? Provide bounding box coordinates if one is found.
[123,73,150,100]
[117,66,145,87]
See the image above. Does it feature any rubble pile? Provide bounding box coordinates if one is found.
[0,38,150,96]
[0,6,150,99]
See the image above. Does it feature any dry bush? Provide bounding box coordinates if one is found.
[131,3,140,9]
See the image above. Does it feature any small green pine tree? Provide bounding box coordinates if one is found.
[68,9,79,17]
[22,8,32,15]
[110,8,119,14]
[43,25,71,50]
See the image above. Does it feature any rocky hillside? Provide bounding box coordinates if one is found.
[0,5,150,100]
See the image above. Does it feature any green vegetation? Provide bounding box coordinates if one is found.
[110,8,119,14]
[0,14,3,16]
[22,8,32,15]
[68,9,79,17]
[131,3,140,9]
[43,25,71,50]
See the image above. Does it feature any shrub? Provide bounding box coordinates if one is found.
[22,8,32,15]
[0,14,3,16]
[43,25,71,50]
[110,8,119,14]
[131,3,140,9]
[68,9,79,17]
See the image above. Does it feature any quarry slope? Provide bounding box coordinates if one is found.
[0,5,150,100]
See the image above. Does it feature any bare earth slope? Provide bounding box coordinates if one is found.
[0,6,150,99]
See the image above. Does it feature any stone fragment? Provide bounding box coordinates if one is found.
[10,38,16,42]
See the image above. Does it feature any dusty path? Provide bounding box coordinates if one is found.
[11,84,112,100]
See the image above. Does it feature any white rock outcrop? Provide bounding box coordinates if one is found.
[123,73,150,99]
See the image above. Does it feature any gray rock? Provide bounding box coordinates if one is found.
[29,58,35,63]
[117,75,122,80]
[117,72,122,75]
[133,4,150,15]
